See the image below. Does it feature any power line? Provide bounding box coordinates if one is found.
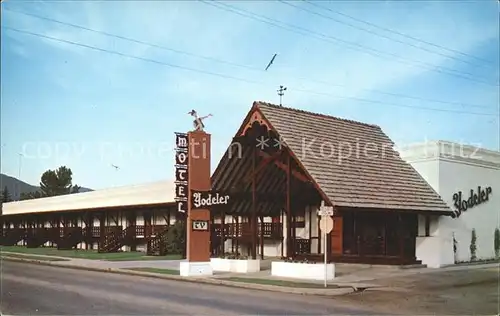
[3,26,261,83]
[4,8,492,109]
[280,0,488,68]
[2,8,262,73]
[202,0,497,86]
[292,86,497,116]
[211,0,496,84]
[302,0,494,65]
[2,26,497,118]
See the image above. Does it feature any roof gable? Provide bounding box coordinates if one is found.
[254,101,451,213]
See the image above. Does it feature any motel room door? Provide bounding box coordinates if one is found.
[357,215,385,256]
[330,216,343,255]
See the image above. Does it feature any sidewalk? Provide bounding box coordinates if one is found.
[3,251,497,295]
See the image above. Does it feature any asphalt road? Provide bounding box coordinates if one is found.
[0,261,376,315]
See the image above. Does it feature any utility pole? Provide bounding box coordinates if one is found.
[277,85,287,106]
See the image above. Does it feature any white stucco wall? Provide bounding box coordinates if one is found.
[400,140,500,266]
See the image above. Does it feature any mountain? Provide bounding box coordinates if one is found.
[0,173,93,201]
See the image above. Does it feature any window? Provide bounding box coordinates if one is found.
[293,210,306,228]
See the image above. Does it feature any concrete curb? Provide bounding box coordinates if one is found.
[2,257,355,296]
[1,251,72,260]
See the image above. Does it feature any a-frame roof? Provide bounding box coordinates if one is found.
[212,101,453,215]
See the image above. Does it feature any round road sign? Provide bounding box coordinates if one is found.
[319,216,333,234]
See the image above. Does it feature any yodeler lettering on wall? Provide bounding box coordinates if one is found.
[452,186,492,217]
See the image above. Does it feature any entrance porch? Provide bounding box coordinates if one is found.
[209,102,454,276]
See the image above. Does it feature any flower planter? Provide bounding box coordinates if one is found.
[271,261,335,280]
[210,258,261,273]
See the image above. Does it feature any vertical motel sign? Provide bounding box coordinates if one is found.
[175,132,189,213]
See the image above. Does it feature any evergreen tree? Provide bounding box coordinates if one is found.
[494,228,500,259]
[40,166,81,197]
[1,186,12,203]
[470,228,477,261]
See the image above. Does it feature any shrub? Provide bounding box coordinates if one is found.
[219,252,248,260]
[453,233,457,254]
[494,228,500,259]
[470,228,477,261]
[281,257,318,264]
[453,233,458,263]
[165,220,186,255]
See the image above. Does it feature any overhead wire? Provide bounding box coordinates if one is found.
[302,0,495,65]
[3,25,497,118]
[2,8,263,73]
[202,0,497,86]
[3,7,493,110]
[279,0,489,68]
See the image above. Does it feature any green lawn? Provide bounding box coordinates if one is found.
[0,253,69,262]
[0,246,181,261]
[125,267,180,275]
[222,277,340,288]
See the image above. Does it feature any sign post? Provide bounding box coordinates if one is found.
[175,130,214,277]
[318,201,334,288]
[175,111,231,277]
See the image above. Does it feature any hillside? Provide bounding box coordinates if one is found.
[0,173,92,200]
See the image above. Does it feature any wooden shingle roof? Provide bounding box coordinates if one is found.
[255,101,452,214]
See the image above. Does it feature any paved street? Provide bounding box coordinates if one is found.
[336,264,500,315]
[1,261,376,315]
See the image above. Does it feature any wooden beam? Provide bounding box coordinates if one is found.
[245,149,284,183]
[260,216,264,260]
[220,209,225,256]
[286,153,292,258]
[259,151,310,182]
[281,210,284,258]
[251,146,258,260]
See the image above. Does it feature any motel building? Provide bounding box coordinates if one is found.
[1,101,498,280]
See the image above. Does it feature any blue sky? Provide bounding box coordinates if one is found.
[1,0,498,190]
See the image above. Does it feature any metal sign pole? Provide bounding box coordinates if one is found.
[323,227,327,288]
[318,201,334,288]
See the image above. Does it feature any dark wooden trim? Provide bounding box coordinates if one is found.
[259,151,309,183]
[280,210,284,258]
[339,206,454,217]
[259,216,264,259]
[235,216,240,254]
[245,150,283,184]
[251,146,257,260]
[317,214,321,254]
[308,206,312,240]
[425,215,430,236]
[286,153,292,258]
[221,210,225,255]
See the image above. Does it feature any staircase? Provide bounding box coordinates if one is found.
[1,228,26,246]
[98,226,135,253]
[146,228,169,256]
[57,227,84,250]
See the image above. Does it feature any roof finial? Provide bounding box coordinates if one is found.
[277,85,287,106]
